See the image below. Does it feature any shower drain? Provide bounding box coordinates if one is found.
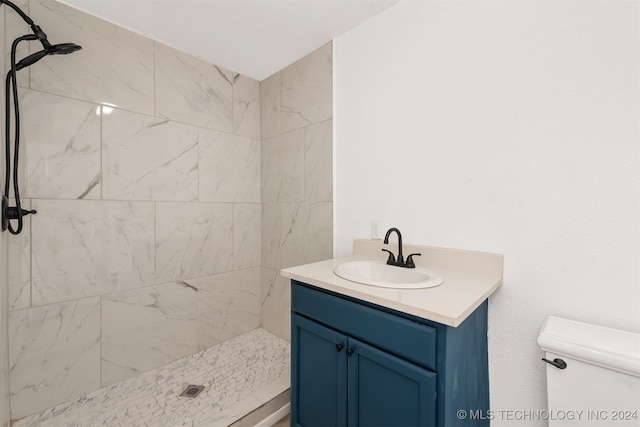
[179,384,205,398]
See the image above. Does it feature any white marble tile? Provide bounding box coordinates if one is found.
[0,232,9,427]
[156,202,233,284]
[280,202,333,269]
[0,0,3,75]
[102,109,199,201]
[234,204,261,269]
[281,42,333,133]
[8,199,30,310]
[31,200,155,305]
[261,202,332,340]
[261,130,305,203]
[4,0,30,88]
[261,203,283,270]
[22,90,101,199]
[8,297,101,419]
[233,74,261,139]
[261,268,291,342]
[262,202,333,271]
[197,268,260,350]
[305,119,333,202]
[257,40,333,351]
[155,42,234,132]
[260,72,282,139]
[29,0,155,114]
[102,281,198,386]
[198,129,260,203]
[0,14,7,425]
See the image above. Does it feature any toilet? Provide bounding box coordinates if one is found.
[537,316,640,426]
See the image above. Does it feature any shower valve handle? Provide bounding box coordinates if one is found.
[5,206,37,219]
[1,196,36,232]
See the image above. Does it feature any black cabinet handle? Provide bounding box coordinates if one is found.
[336,343,344,352]
[542,358,567,369]
[346,348,354,356]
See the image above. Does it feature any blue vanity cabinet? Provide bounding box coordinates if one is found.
[346,337,437,426]
[292,314,348,426]
[292,313,436,427]
[291,280,490,427]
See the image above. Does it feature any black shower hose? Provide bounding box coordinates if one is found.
[3,34,38,235]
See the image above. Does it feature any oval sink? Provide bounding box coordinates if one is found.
[333,260,443,289]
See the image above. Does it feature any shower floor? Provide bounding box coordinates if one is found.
[12,328,290,427]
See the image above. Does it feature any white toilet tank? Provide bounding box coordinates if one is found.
[537,316,640,426]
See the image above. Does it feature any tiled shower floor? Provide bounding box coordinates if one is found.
[13,328,290,427]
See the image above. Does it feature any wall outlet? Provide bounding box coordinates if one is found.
[371,220,382,240]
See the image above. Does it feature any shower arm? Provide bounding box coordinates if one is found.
[0,0,33,24]
[0,0,52,49]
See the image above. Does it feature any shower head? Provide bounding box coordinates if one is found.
[14,43,82,71]
[49,43,82,55]
[2,1,81,71]
[2,0,82,235]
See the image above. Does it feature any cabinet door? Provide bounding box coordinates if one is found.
[292,314,348,427]
[347,338,437,427]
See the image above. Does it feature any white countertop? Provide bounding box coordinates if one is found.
[281,239,503,327]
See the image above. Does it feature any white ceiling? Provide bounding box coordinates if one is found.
[61,0,399,81]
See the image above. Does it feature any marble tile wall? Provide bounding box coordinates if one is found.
[0,232,9,427]
[1,5,10,425]
[260,43,334,341]
[3,0,263,419]
[3,0,333,421]
[101,282,198,386]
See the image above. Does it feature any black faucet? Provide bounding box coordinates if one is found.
[382,227,421,268]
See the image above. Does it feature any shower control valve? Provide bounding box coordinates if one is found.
[1,195,36,232]
[5,206,37,219]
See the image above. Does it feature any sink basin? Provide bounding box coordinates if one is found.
[333,260,443,289]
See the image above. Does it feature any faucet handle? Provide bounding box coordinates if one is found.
[405,253,421,268]
[381,249,396,264]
